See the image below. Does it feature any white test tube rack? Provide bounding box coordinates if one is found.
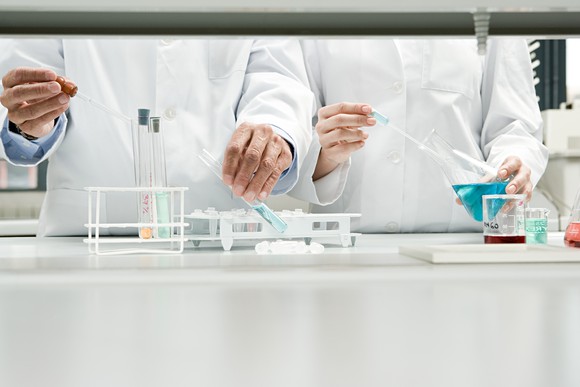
[185,208,361,251]
[84,186,188,255]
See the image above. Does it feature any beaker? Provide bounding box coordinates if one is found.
[422,129,507,222]
[525,208,549,244]
[564,186,580,248]
[482,194,526,244]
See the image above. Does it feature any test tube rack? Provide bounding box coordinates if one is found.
[185,208,361,251]
[84,186,188,255]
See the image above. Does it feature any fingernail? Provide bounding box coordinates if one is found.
[506,184,516,194]
[362,106,371,113]
[258,191,268,200]
[500,169,508,178]
[223,175,233,185]
[363,132,369,139]
[244,191,256,202]
[58,94,69,104]
[48,82,60,93]
[233,185,244,197]
[366,118,376,125]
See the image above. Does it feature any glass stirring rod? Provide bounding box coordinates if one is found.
[55,76,131,123]
[198,149,288,233]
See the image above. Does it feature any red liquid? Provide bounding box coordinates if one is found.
[484,235,526,244]
[564,222,580,248]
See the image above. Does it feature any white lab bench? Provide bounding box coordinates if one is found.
[1,233,580,387]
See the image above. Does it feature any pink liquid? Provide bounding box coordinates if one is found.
[564,222,580,248]
[484,235,526,244]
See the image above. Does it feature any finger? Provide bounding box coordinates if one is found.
[9,92,70,125]
[18,105,68,138]
[320,141,366,165]
[497,156,522,180]
[223,122,254,186]
[243,136,287,202]
[2,82,62,110]
[2,67,56,89]
[504,165,531,195]
[232,124,272,197]
[318,102,372,120]
[319,128,368,148]
[256,143,293,201]
[316,113,375,135]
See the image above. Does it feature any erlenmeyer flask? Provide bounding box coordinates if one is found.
[564,186,580,248]
[422,129,508,222]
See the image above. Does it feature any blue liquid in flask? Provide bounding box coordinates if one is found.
[252,203,288,233]
[452,181,508,222]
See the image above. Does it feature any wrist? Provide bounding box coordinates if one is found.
[8,121,38,141]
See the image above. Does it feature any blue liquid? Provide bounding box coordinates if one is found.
[155,192,170,238]
[452,182,508,222]
[252,203,288,233]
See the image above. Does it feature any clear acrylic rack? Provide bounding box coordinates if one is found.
[185,208,360,251]
[84,186,188,255]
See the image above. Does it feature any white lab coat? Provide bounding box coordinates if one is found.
[0,39,313,236]
[291,39,548,233]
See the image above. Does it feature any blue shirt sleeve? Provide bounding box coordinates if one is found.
[1,115,67,165]
[269,124,298,195]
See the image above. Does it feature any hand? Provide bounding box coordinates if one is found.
[313,102,374,180]
[497,156,533,200]
[222,122,293,202]
[0,67,71,139]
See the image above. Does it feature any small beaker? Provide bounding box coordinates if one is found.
[482,194,526,244]
[422,129,507,222]
[525,208,549,244]
[564,187,580,248]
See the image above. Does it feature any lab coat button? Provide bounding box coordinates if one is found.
[387,151,401,164]
[164,108,176,120]
[386,222,399,233]
[392,81,403,94]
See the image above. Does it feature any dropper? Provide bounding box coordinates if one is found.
[55,76,131,123]
[369,110,498,177]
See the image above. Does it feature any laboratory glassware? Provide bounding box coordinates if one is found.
[564,186,580,248]
[525,208,549,244]
[150,117,170,238]
[482,194,526,244]
[137,109,154,239]
[370,110,505,222]
[198,149,288,233]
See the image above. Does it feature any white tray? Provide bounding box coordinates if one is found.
[399,244,580,264]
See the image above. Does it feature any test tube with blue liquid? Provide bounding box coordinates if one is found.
[370,110,507,222]
[198,149,288,233]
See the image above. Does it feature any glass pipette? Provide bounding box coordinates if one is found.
[76,92,132,123]
[369,110,498,177]
[198,149,288,233]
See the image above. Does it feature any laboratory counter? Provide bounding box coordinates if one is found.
[1,234,580,387]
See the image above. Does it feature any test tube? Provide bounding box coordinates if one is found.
[150,117,170,238]
[137,109,153,239]
[198,149,288,233]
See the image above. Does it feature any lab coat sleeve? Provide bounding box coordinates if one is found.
[288,39,350,205]
[235,39,315,195]
[288,131,351,206]
[0,39,69,166]
[0,115,67,166]
[480,39,549,187]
